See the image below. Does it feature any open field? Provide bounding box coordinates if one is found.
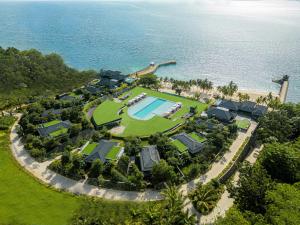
[92,87,208,137]
[236,119,251,130]
[0,117,155,225]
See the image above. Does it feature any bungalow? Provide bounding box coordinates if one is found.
[195,118,224,131]
[84,140,124,163]
[239,101,256,113]
[207,107,237,123]
[85,85,101,95]
[140,145,160,172]
[37,120,71,138]
[172,133,205,154]
[252,105,268,118]
[217,99,240,111]
[57,93,76,102]
[41,108,64,117]
[98,70,127,89]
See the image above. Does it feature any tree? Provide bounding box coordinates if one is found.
[151,160,177,185]
[138,74,158,89]
[265,183,300,225]
[238,92,250,102]
[228,162,274,213]
[215,207,251,225]
[189,183,221,215]
[227,81,238,98]
[89,159,104,178]
[259,142,300,183]
[124,137,142,156]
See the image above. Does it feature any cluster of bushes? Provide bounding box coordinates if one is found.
[0,115,15,130]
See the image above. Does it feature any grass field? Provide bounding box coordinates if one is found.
[43,120,61,128]
[171,139,188,153]
[236,119,250,130]
[93,100,122,126]
[92,87,208,137]
[0,117,155,225]
[106,146,122,160]
[189,132,207,143]
[82,142,98,155]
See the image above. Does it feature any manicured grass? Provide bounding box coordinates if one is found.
[236,119,250,130]
[0,119,155,225]
[106,146,122,160]
[82,142,98,155]
[93,100,122,126]
[43,120,61,128]
[171,139,188,153]
[94,87,208,137]
[189,132,207,143]
[0,129,80,225]
[49,127,68,137]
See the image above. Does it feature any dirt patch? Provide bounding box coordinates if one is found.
[110,126,125,135]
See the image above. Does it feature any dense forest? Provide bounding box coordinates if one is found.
[0,47,96,109]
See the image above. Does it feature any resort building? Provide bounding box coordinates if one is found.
[83,140,124,163]
[98,70,127,89]
[140,145,160,172]
[217,99,240,111]
[57,93,76,102]
[172,133,205,155]
[252,105,268,118]
[41,108,66,117]
[207,107,237,123]
[37,120,71,138]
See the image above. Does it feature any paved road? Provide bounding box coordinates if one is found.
[9,113,257,223]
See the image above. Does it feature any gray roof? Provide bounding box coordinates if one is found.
[37,120,71,137]
[85,140,118,163]
[173,133,205,154]
[41,108,65,117]
[86,85,101,94]
[239,101,256,113]
[140,146,160,172]
[218,100,240,111]
[252,105,268,117]
[207,107,236,122]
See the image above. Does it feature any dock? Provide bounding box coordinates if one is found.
[273,75,289,103]
[129,60,176,78]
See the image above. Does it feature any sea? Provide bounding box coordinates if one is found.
[0,0,299,102]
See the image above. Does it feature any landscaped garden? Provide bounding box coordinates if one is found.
[92,87,208,137]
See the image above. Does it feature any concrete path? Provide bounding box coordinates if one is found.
[9,113,257,223]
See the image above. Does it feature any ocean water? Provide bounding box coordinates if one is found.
[0,1,299,102]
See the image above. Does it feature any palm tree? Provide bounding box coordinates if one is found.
[227,81,238,98]
[256,96,264,105]
[190,184,220,215]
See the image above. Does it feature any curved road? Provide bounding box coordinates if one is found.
[9,113,257,222]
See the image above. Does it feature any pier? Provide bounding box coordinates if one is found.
[273,75,289,103]
[129,60,176,78]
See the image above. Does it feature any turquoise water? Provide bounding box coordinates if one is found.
[128,96,174,120]
[0,1,299,102]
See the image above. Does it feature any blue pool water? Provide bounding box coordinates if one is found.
[128,96,175,120]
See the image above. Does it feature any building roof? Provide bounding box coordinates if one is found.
[207,107,236,122]
[41,108,67,117]
[195,118,224,130]
[217,100,240,111]
[239,101,256,113]
[140,145,160,172]
[172,133,205,154]
[85,140,118,163]
[37,120,71,137]
[85,85,101,94]
[99,70,127,81]
[252,105,268,117]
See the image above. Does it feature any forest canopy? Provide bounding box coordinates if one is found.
[0,47,96,109]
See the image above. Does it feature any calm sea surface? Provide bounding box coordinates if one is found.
[0,1,299,102]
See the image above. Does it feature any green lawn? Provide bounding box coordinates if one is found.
[49,127,68,137]
[82,142,98,155]
[106,146,122,160]
[43,120,61,128]
[236,119,250,130]
[189,132,207,143]
[171,139,188,153]
[92,100,122,126]
[93,87,208,137]
[0,118,155,225]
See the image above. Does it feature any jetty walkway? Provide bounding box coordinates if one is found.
[279,80,289,103]
[129,60,176,78]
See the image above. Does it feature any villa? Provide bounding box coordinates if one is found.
[98,70,127,89]
[172,132,205,155]
[37,120,71,138]
[140,145,160,173]
[83,140,124,163]
[207,107,237,123]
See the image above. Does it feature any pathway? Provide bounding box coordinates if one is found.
[9,113,257,223]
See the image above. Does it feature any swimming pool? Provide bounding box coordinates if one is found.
[128,96,175,120]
